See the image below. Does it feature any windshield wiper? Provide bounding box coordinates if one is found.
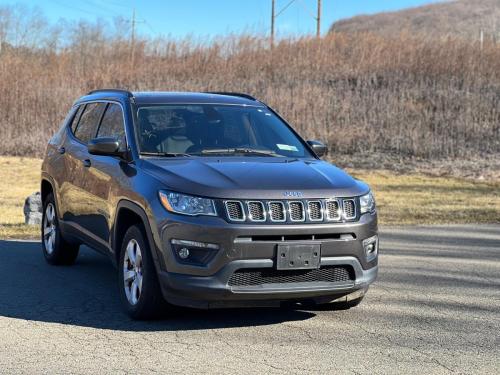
[199,148,281,157]
[140,152,191,157]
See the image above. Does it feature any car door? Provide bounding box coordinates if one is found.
[82,102,129,249]
[61,101,107,246]
[51,104,84,221]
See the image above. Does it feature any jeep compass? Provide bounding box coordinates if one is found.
[41,90,378,319]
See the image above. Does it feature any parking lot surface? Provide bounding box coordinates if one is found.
[0,225,499,374]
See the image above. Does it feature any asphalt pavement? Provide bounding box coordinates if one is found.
[0,225,498,374]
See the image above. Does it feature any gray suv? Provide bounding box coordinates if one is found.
[41,90,378,319]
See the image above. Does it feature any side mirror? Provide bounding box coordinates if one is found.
[307,140,328,158]
[88,137,121,156]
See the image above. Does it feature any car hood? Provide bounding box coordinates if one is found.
[141,157,369,199]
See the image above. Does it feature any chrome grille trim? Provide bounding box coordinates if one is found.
[288,201,305,222]
[268,201,286,222]
[224,201,245,222]
[246,201,266,222]
[342,199,356,220]
[307,200,324,221]
[325,199,342,221]
[224,198,359,223]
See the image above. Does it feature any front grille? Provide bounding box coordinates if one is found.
[269,201,286,222]
[343,199,356,220]
[224,198,359,223]
[225,201,245,221]
[247,201,266,222]
[228,265,354,287]
[307,201,323,221]
[326,200,341,221]
[288,201,305,222]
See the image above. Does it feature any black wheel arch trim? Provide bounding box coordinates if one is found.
[40,174,59,217]
[113,199,165,271]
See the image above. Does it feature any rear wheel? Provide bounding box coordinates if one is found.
[118,224,170,319]
[42,193,79,265]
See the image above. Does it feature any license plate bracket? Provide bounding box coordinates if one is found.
[276,244,321,270]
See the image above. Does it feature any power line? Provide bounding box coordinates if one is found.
[271,0,297,47]
[275,0,297,18]
[270,0,322,46]
[48,0,116,20]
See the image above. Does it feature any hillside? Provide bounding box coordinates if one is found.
[0,4,499,172]
[330,0,500,40]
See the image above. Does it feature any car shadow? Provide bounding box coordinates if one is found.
[0,240,315,331]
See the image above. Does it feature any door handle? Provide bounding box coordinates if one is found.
[58,147,65,154]
[82,159,91,168]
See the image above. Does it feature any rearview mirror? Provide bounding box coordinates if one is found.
[88,137,121,156]
[307,140,328,158]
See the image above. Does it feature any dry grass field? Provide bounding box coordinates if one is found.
[0,157,41,239]
[0,3,499,167]
[331,0,500,40]
[0,4,499,238]
[0,157,498,239]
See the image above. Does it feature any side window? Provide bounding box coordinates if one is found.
[70,105,85,133]
[96,103,126,150]
[74,103,106,144]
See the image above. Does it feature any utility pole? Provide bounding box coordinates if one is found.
[316,0,321,38]
[130,8,136,66]
[271,0,275,48]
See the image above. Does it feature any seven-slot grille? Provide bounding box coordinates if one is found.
[224,198,357,223]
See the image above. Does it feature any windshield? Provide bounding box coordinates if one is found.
[134,104,314,158]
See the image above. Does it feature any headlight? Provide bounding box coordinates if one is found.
[360,191,376,214]
[159,191,217,216]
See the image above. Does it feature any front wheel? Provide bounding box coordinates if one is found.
[118,224,170,319]
[42,193,79,265]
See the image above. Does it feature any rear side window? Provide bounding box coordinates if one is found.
[97,103,126,150]
[74,103,106,144]
[69,105,85,133]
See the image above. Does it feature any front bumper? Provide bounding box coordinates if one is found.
[153,211,378,308]
[158,256,377,308]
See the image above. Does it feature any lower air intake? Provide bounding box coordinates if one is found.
[228,266,354,287]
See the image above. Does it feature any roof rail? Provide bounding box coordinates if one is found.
[205,92,258,101]
[87,89,133,97]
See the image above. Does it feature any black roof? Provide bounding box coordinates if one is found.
[80,90,263,106]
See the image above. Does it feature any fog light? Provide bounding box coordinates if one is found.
[178,247,190,259]
[363,235,378,262]
[170,239,220,266]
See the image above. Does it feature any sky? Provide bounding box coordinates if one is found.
[2,0,445,38]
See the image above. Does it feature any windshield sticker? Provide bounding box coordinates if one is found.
[277,144,298,152]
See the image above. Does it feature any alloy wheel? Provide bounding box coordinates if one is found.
[43,203,57,255]
[123,239,143,305]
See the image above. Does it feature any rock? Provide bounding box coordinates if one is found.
[24,192,43,225]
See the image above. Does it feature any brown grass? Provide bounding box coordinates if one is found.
[0,156,41,239]
[331,0,500,41]
[0,157,498,239]
[0,26,499,163]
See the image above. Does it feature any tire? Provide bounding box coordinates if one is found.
[118,224,170,320]
[42,193,79,265]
